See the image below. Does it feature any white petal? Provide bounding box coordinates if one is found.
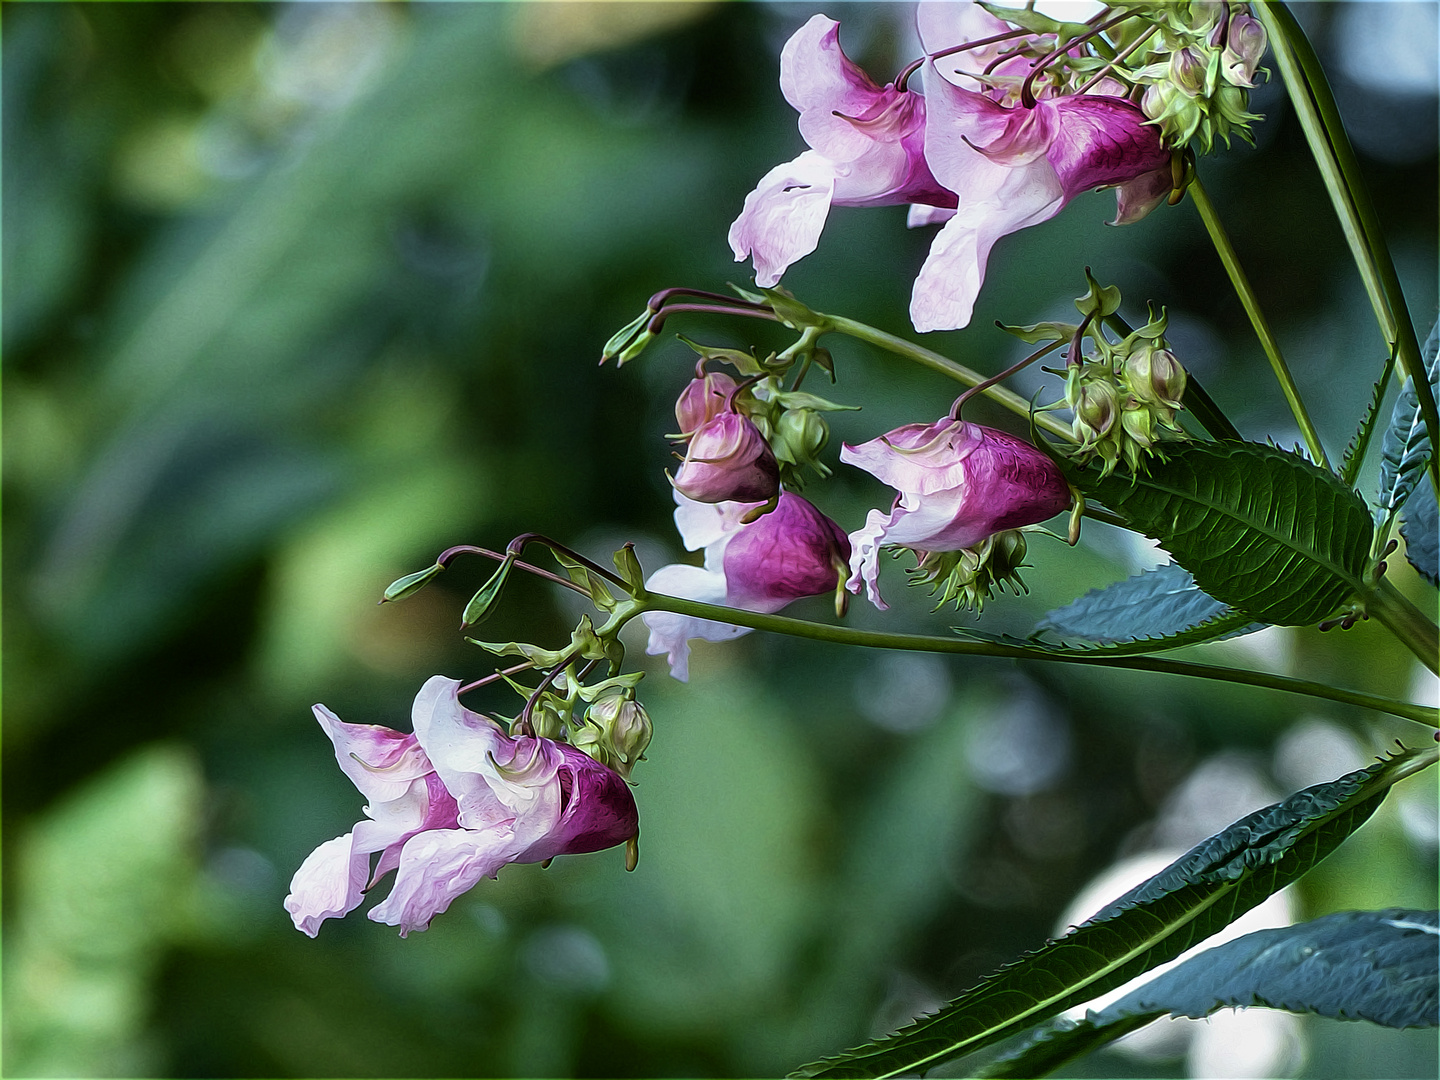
[284,832,368,937]
[728,151,837,287]
[642,563,751,681]
[366,826,523,937]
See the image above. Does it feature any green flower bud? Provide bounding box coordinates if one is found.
[582,692,652,777]
[1123,344,1187,409]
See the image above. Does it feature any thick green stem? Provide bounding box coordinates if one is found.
[638,592,1438,727]
[823,313,1077,441]
[1186,173,1330,469]
[1365,578,1440,675]
[1255,1,1440,496]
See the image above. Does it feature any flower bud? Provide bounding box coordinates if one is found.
[1169,47,1208,97]
[1073,375,1121,443]
[1123,344,1187,409]
[582,693,653,777]
[674,370,741,436]
[673,412,781,503]
[772,407,832,481]
[1222,12,1267,88]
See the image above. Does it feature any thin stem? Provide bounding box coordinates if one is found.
[648,304,781,336]
[951,340,1065,417]
[1076,24,1157,94]
[896,27,1034,90]
[1186,170,1330,468]
[1021,10,1136,107]
[459,661,536,697]
[648,287,766,311]
[823,313,1076,441]
[1254,1,1440,496]
[1365,578,1440,674]
[638,591,1439,727]
[436,544,591,596]
[506,533,632,591]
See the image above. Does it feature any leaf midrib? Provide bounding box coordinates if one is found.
[845,770,1396,1079]
[1111,454,1366,598]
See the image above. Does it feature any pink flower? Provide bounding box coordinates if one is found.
[841,418,1070,608]
[673,411,781,504]
[285,676,638,937]
[644,490,850,680]
[674,369,741,436]
[728,14,955,288]
[910,67,1173,331]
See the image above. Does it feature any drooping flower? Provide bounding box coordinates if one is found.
[673,411,781,504]
[842,418,1070,608]
[285,676,638,937]
[909,65,1173,332]
[644,490,850,680]
[728,13,955,288]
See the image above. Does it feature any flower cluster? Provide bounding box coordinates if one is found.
[286,677,638,937]
[731,1,1268,332]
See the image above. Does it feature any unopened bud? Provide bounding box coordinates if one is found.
[1073,377,1120,442]
[1123,344,1187,409]
[674,370,741,436]
[1222,12,1267,88]
[673,412,780,503]
[1170,47,1208,96]
[381,562,444,603]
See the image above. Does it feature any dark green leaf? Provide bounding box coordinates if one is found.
[1401,475,1438,586]
[982,909,1439,1078]
[789,746,1432,1079]
[1377,320,1439,520]
[1035,562,1264,648]
[1342,349,1397,490]
[1083,442,1373,625]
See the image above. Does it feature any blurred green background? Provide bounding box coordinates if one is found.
[3,3,1436,1077]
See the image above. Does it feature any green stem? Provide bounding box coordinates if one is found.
[639,592,1438,727]
[823,313,1077,442]
[1255,1,1440,496]
[1186,172,1330,469]
[1365,578,1440,674]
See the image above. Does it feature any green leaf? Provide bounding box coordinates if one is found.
[1377,320,1440,520]
[1082,441,1373,625]
[553,549,617,611]
[982,909,1439,1078]
[789,745,1432,1079]
[1341,349,1397,491]
[1401,475,1438,586]
[1035,562,1264,648]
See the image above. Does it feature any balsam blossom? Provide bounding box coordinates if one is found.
[285,676,637,937]
[731,2,1174,333]
[644,490,850,680]
[843,417,1071,608]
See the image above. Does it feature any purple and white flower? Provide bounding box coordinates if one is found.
[644,490,851,680]
[285,676,638,937]
[842,417,1071,608]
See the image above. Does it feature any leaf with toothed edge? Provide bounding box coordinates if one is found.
[1377,320,1439,521]
[788,746,1433,1079]
[1034,561,1265,649]
[979,909,1439,1079]
[1342,350,1397,491]
[1079,441,1372,626]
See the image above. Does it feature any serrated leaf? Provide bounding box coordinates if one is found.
[1083,442,1373,625]
[1035,562,1264,648]
[982,909,1439,1078]
[789,746,1434,1079]
[1377,320,1439,519]
[1341,352,1396,490]
[1401,474,1438,586]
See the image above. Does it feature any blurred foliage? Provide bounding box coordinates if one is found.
[2,3,1435,1078]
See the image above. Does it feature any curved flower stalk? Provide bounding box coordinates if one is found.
[843,418,1071,608]
[285,676,637,937]
[644,490,850,680]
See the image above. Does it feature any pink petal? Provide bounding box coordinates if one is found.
[728,151,837,287]
[840,418,980,495]
[312,704,432,805]
[522,744,639,862]
[1046,96,1171,198]
[908,204,956,228]
[1111,163,1174,225]
[781,14,889,161]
